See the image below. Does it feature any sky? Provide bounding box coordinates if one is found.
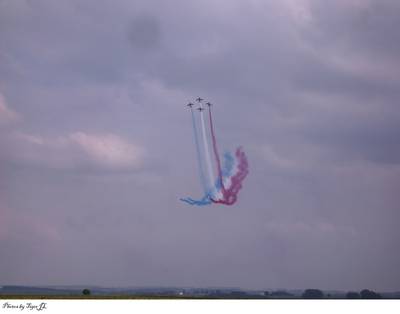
[1,0,400,291]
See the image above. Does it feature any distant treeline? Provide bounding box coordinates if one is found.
[262,289,383,299]
[1,285,398,299]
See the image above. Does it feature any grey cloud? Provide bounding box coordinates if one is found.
[0,0,399,291]
[127,15,162,50]
[0,131,145,173]
[292,52,400,100]
[0,93,20,126]
[306,1,400,58]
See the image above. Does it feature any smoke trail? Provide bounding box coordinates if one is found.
[181,151,235,206]
[212,147,249,205]
[208,106,226,196]
[199,106,216,196]
[180,195,212,206]
[179,107,212,206]
[180,99,248,207]
[220,151,235,188]
[190,107,208,195]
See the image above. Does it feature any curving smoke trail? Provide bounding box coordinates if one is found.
[211,147,249,205]
[208,106,249,205]
[180,152,235,206]
[180,195,212,206]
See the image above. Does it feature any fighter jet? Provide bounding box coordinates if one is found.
[197,107,204,112]
[196,97,203,103]
[206,102,212,107]
[187,103,194,107]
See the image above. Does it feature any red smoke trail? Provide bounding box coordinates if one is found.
[212,147,249,205]
[208,106,226,196]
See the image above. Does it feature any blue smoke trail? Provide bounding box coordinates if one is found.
[180,195,212,206]
[181,151,235,206]
[223,152,235,176]
[215,152,235,190]
[179,108,212,206]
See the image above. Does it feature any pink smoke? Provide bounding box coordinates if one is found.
[212,146,249,205]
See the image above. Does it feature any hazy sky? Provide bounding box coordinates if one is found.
[1,0,399,291]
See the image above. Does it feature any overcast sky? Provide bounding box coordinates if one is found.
[1,0,400,291]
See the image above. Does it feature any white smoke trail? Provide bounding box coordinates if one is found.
[199,104,216,196]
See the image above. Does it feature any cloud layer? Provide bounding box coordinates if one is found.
[2,131,145,171]
[0,93,19,126]
[0,0,399,291]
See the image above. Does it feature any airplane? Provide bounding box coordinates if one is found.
[197,107,204,112]
[187,103,194,107]
[206,102,212,107]
[196,97,203,102]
